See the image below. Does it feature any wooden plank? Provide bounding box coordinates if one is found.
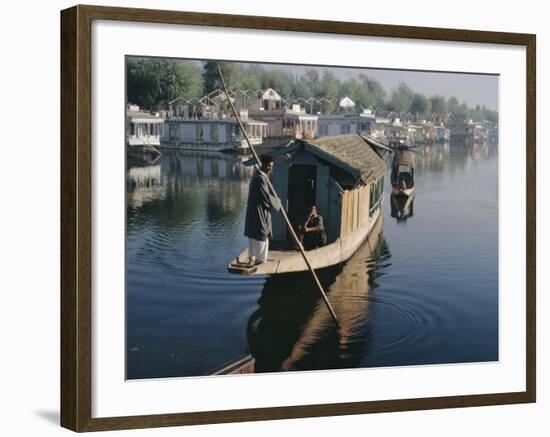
[60,6,78,432]
[354,190,361,229]
[351,190,355,231]
[212,355,256,375]
[358,187,365,227]
[349,190,354,232]
[363,186,370,226]
[340,191,347,237]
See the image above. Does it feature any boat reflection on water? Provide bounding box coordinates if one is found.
[390,192,414,222]
[246,214,388,373]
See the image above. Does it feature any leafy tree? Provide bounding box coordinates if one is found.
[485,110,498,123]
[202,61,243,94]
[364,75,387,108]
[319,71,340,98]
[410,94,432,120]
[239,65,263,90]
[296,69,322,97]
[447,96,460,113]
[126,57,202,111]
[261,69,296,97]
[388,82,414,113]
[430,95,447,113]
[455,102,470,120]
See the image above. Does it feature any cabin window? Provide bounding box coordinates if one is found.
[130,122,135,136]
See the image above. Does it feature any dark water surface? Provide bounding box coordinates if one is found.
[126,143,498,379]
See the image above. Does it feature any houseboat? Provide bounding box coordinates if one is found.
[391,146,415,194]
[228,134,388,275]
[126,104,164,163]
[248,104,319,146]
[390,145,416,220]
[357,110,388,139]
[409,122,436,144]
[434,124,451,143]
[161,113,268,153]
[317,112,359,138]
[450,120,487,146]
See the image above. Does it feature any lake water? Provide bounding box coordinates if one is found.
[126,142,498,379]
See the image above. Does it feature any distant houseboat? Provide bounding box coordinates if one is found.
[357,110,388,139]
[434,124,451,143]
[390,146,416,220]
[161,113,268,153]
[450,120,487,146]
[409,122,436,144]
[126,104,164,162]
[228,134,388,275]
[317,113,359,137]
[248,104,319,146]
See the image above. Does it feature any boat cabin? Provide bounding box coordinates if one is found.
[270,134,386,248]
[391,148,416,190]
[126,104,165,147]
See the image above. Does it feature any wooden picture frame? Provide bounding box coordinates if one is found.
[60,4,536,432]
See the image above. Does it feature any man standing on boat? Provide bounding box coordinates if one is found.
[244,155,281,265]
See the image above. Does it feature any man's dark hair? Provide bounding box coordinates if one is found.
[260,154,274,165]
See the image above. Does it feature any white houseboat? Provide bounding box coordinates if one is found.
[161,112,268,153]
[126,104,164,162]
[317,113,359,137]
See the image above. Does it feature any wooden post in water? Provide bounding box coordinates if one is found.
[217,66,339,324]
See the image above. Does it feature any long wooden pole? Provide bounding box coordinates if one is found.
[217,66,339,324]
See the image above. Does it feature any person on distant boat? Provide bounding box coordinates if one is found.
[302,205,327,250]
[244,155,281,265]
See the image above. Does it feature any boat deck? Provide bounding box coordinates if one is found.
[228,210,382,276]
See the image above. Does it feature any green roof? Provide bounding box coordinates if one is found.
[303,135,386,184]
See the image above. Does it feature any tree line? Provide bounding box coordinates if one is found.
[127,57,498,123]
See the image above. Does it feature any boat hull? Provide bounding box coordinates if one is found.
[228,208,382,275]
[392,186,414,197]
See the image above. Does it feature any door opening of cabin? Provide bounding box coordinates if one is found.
[287,164,317,242]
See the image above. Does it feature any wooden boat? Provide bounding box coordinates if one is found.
[390,191,414,220]
[211,354,255,375]
[228,134,387,275]
[390,145,416,196]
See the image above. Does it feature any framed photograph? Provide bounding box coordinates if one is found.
[60,4,536,432]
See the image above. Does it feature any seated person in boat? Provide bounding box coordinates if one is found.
[244,155,281,265]
[302,205,327,250]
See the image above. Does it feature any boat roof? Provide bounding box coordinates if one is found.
[127,111,164,122]
[303,135,386,183]
[246,135,387,183]
[393,149,416,168]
